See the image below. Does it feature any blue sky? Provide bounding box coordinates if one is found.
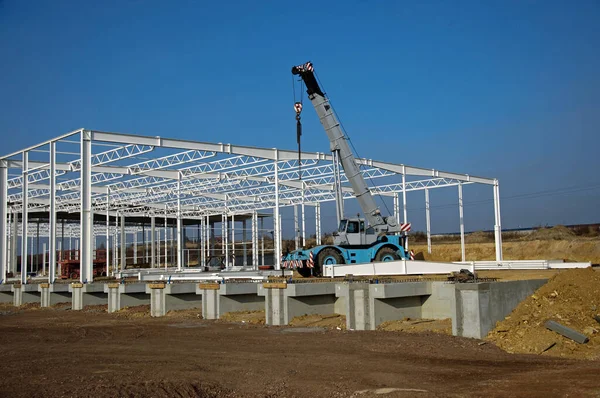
[1,0,599,235]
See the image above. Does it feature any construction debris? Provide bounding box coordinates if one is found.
[545,320,589,344]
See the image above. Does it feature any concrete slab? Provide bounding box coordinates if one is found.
[147,283,201,317]
[258,282,340,326]
[38,283,71,307]
[369,282,433,330]
[0,284,14,304]
[452,279,547,339]
[105,283,150,313]
[11,284,40,307]
[197,282,264,320]
[68,283,108,310]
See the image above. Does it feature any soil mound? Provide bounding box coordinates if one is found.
[486,267,600,359]
[524,225,576,241]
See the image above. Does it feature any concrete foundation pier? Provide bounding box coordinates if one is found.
[38,283,71,307]
[0,284,13,303]
[258,282,342,326]
[147,282,202,317]
[11,284,40,307]
[197,282,264,320]
[452,279,547,339]
[69,283,108,310]
[335,281,457,331]
[105,283,150,313]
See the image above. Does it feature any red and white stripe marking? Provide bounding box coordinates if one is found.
[409,250,415,260]
[307,251,314,268]
[400,223,412,232]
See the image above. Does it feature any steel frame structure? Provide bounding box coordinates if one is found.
[0,129,503,284]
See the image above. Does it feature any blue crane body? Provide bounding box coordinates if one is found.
[283,62,412,277]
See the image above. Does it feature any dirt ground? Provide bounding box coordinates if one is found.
[487,267,600,360]
[1,307,600,397]
[377,318,452,335]
[289,313,347,329]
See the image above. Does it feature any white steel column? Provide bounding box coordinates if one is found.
[393,192,400,225]
[133,229,137,265]
[224,214,229,269]
[315,202,321,245]
[293,205,299,250]
[260,216,265,266]
[401,170,407,223]
[200,216,205,267]
[164,209,168,267]
[80,131,92,283]
[493,181,503,262]
[21,151,28,284]
[0,159,7,283]
[221,214,225,255]
[402,169,408,251]
[150,216,156,268]
[301,190,306,247]
[42,243,47,276]
[30,237,34,271]
[252,211,258,269]
[120,214,125,270]
[242,218,247,266]
[145,230,149,263]
[11,210,17,274]
[458,183,465,262]
[176,175,183,271]
[231,213,235,266]
[273,155,281,270]
[425,188,431,254]
[6,212,11,276]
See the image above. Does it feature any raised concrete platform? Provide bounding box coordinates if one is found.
[11,284,40,306]
[38,283,71,307]
[197,282,264,320]
[68,283,108,310]
[258,282,343,326]
[147,283,202,317]
[104,283,150,313]
[0,284,13,303]
[452,279,547,339]
[334,281,454,330]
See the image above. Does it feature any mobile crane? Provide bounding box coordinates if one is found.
[283,61,412,277]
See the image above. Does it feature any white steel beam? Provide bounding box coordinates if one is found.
[21,152,28,284]
[176,175,182,270]
[273,155,280,270]
[425,188,431,254]
[0,159,7,283]
[80,131,93,283]
[458,183,465,262]
[49,142,57,283]
[493,181,503,262]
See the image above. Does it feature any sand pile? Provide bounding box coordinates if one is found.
[486,267,600,359]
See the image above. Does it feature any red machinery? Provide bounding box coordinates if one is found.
[59,249,108,279]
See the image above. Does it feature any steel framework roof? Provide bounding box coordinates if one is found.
[1,129,496,218]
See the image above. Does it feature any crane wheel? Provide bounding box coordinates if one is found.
[296,266,313,278]
[375,246,400,262]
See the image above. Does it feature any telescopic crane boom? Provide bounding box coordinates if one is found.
[292,62,400,234]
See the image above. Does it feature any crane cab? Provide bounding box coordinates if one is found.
[333,218,378,246]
